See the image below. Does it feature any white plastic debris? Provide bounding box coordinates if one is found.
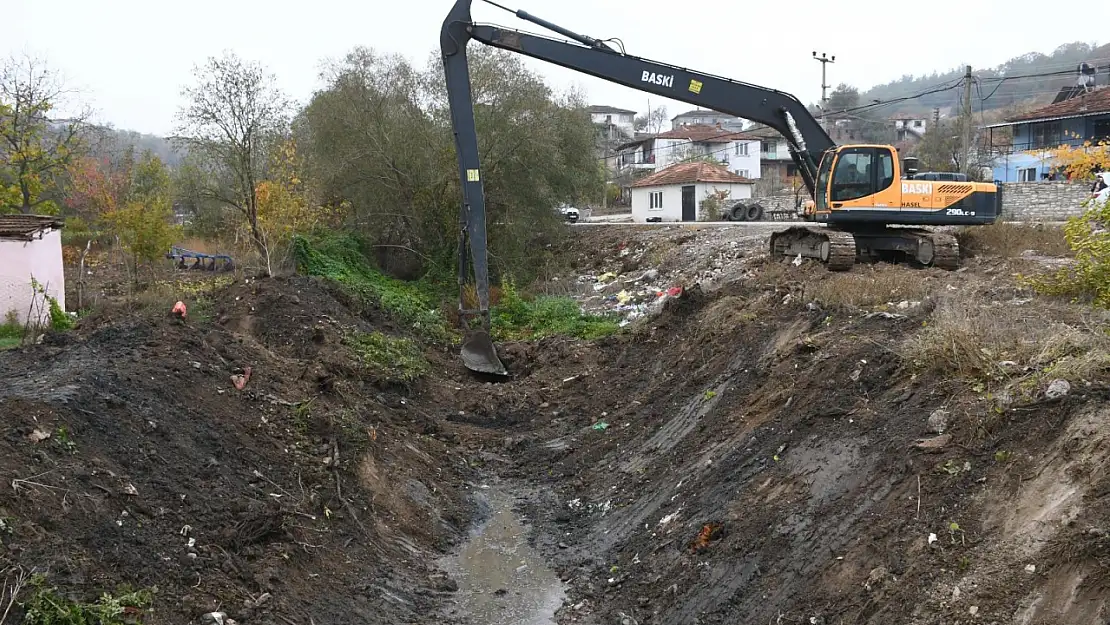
[928,533,938,545]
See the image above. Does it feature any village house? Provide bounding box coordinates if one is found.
[0,215,66,326]
[984,86,1110,181]
[588,105,637,140]
[616,124,761,178]
[630,161,753,223]
[670,108,745,132]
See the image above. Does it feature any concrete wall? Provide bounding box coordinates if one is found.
[1000,181,1094,221]
[0,228,66,326]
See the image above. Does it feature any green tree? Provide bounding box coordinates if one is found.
[174,51,291,275]
[301,46,602,283]
[104,151,181,279]
[0,54,90,214]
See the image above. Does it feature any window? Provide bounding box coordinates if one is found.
[1019,167,1038,182]
[737,169,749,178]
[913,120,923,128]
[648,191,663,210]
[831,149,873,201]
[1030,121,1062,149]
[735,142,748,156]
[830,147,895,202]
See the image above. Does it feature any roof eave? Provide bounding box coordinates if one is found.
[989,109,1110,129]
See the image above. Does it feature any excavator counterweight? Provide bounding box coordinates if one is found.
[441,0,1000,373]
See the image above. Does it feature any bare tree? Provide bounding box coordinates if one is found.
[634,105,668,134]
[0,54,91,214]
[173,51,290,274]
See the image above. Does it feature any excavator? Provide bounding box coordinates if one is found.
[441,0,1002,375]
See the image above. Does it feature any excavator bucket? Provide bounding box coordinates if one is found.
[460,327,507,376]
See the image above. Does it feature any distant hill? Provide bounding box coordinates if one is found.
[860,41,1110,117]
[84,125,184,167]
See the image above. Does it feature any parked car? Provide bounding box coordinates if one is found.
[557,204,580,223]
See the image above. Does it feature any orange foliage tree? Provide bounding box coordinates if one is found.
[1027,134,1110,180]
[250,139,336,273]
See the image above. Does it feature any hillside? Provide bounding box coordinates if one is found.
[861,41,1110,117]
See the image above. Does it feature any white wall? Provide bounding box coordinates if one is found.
[632,182,753,222]
[720,140,761,178]
[632,184,685,222]
[0,228,66,326]
[651,138,761,178]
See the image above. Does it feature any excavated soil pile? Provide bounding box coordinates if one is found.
[0,276,477,624]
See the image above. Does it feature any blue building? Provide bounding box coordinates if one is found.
[985,87,1110,182]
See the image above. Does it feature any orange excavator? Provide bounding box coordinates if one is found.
[441,0,1001,375]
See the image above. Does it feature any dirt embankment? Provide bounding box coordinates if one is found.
[3,223,1109,625]
[459,226,1110,625]
[0,276,479,624]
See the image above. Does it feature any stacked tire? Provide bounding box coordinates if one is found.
[727,201,765,221]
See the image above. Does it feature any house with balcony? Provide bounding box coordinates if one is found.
[983,87,1110,182]
[616,124,760,176]
[746,127,800,192]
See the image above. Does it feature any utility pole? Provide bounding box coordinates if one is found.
[813,51,835,133]
[961,65,972,175]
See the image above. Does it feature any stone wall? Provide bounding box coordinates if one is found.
[1001,181,1092,221]
[748,182,1094,222]
[751,194,802,219]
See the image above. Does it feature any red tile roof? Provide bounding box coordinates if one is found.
[0,215,64,241]
[631,161,753,188]
[1005,87,1110,123]
[654,124,758,143]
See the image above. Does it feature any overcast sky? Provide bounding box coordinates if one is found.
[7,0,1105,136]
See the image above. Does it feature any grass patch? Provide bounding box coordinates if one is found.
[491,281,620,341]
[293,234,453,343]
[802,265,935,310]
[345,331,430,383]
[956,222,1071,258]
[22,574,155,624]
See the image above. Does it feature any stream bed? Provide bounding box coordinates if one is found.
[440,485,566,625]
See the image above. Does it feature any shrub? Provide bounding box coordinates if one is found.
[1021,197,1110,306]
[345,331,429,384]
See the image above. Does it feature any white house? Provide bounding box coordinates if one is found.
[588,105,637,138]
[617,124,761,179]
[631,161,753,222]
[671,109,745,132]
[0,215,66,326]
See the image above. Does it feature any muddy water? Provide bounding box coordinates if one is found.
[441,486,566,625]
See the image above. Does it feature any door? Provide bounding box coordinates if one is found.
[681,185,696,221]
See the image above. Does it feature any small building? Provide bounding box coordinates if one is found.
[631,161,753,222]
[0,215,66,326]
[670,108,745,132]
[984,86,1110,182]
[588,105,637,139]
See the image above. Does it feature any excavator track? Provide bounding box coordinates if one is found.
[921,231,959,270]
[769,225,857,271]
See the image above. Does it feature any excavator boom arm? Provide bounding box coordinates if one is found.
[440,0,835,375]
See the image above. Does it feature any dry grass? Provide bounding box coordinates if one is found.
[901,296,1110,385]
[956,222,1072,259]
[801,265,937,310]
